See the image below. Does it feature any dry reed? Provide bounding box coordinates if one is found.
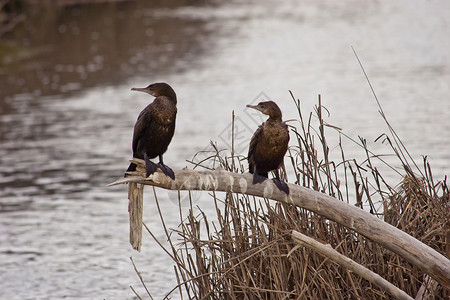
[135,92,448,299]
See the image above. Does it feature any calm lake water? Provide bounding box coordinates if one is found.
[1,0,449,299]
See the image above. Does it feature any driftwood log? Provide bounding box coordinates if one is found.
[291,230,413,300]
[108,159,450,289]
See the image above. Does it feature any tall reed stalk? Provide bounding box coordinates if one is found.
[133,93,448,299]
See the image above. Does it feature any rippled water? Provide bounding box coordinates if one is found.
[1,0,449,299]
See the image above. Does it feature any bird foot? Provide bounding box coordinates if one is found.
[124,162,137,177]
[145,160,159,177]
[157,163,175,180]
[272,178,290,194]
[252,172,268,184]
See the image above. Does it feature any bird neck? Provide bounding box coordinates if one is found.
[165,89,177,104]
[268,114,282,122]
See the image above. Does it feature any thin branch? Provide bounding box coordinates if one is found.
[291,230,413,300]
[130,256,153,300]
[351,46,423,177]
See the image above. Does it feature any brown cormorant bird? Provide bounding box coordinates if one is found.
[125,82,177,180]
[247,101,290,194]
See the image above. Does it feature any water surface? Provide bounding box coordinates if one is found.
[1,0,449,299]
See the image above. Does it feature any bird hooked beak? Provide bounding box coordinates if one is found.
[131,87,154,96]
[246,104,264,112]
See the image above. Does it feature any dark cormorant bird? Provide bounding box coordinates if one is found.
[125,82,177,180]
[247,101,290,194]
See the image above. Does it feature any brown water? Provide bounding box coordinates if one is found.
[1,0,449,299]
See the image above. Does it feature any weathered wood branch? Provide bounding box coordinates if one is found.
[291,230,413,300]
[128,182,143,252]
[108,159,450,288]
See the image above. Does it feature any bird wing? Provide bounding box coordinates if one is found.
[132,106,152,156]
[248,124,263,174]
[283,122,290,143]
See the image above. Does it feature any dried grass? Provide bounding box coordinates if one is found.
[137,92,448,299]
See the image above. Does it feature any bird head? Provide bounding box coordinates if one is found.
[246,101,282,119]
[131,82,177,101]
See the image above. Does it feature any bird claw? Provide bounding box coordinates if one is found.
[252,172,268,184]
[272,178,289,194]
[157,163,175,180]
[145,160,158,177]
